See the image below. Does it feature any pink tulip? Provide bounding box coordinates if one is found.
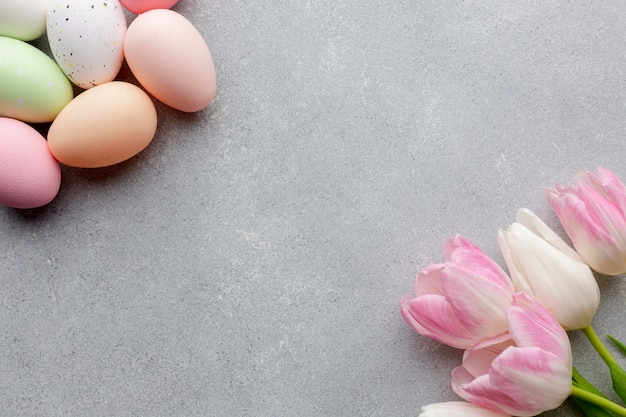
[419,401,510,417]
[545,166,626,275]
[400,235,515,349]
[451,293,572,417]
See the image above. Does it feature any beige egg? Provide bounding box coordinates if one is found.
[124,9,216,112]
[47,81,157,168]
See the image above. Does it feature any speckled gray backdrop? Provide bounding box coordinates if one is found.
[2,1,626,416]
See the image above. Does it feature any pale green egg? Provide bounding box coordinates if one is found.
[0,36,73,123]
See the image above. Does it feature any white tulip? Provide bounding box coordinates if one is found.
[420,401,510,417]
[498,208,600,330]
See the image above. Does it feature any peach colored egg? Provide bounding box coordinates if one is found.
[120,0,180,14]
[0,117,61,209]
[124,9,216,112]
[47,81,157,168]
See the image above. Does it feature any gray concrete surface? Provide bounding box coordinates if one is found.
[2,0,626,415]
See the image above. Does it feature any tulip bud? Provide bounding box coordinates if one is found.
[451,293,572,417]
[401,235,515,349]
[498,208,600,330]
[545,166,626,275]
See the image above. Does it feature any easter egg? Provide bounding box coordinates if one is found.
[0,117,61,209]
[0,36,74,123]
[0,0,49,41]
[47,81,157,168]
[124,9,216,112]
[120,0,180,14]
[46,0,127,89]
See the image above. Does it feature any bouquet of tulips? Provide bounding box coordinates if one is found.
[401,167,626,417]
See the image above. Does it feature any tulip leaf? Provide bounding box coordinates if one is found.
[581,328,626,404]
[572,368,621,417]
[572,396,621,417]
[571,383,623,417]
[573,367,608,397]
[606,358,626,405]
[608,334,626,356]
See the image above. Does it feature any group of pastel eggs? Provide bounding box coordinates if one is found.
[0,0,216,209]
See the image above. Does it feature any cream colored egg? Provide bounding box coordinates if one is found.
[0,0,49,41]
[47,81,157,168]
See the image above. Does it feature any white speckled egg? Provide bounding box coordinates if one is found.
[46,0,127,89]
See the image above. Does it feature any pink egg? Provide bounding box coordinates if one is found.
[0,117,61,209]
[124,9,216,112]
[120,0,180,14]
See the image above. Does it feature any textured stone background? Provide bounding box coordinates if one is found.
[2,1,626,415]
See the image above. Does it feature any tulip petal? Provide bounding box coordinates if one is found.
[400,294,431,336]
[400,294,476,349]
[441,265,511,337]
[507,293,571,360]
[440,235,513,337]
[497,230,531,295]
[452,367,522,415]
[443,235,514,292]
[419,401,511,417]
[452,293,572,416]
[461,338,513,377]
[490,346,572,415]
[577,182,626,241]
[545,186,599,242]
[414,264,445,296]
[499,221,600,329]
[443,235,513,285]
[545,186,625,274]
[576,183,626,273]
[402,236,515,348]
[453,346,571,417]
[546,167,626,275]
[546,183,610,244]
[577,167,626,213]
[558,183,624,249]
[515,208,582,262]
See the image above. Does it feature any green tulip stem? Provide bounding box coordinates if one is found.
[571,385,626,416]
[583,324,617,365]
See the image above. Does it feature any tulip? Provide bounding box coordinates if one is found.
[451,293,572,417]
[498,208,600,330]
[419,401,510,417]
[545,166,626,275]
[400,235,515,349]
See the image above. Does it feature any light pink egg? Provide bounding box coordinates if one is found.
[0,117,61,209]
[124,9,216,112]
[120,0,180,14]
